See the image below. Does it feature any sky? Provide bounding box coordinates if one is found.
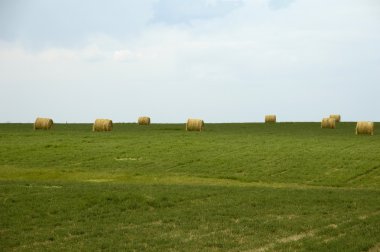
[0,0,379,123]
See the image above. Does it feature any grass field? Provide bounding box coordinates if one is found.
[0,122,379,251]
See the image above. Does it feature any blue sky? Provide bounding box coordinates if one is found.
[0,0,379,123]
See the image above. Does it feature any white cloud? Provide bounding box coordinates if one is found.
[81,45,107,62]
[0,0,380,122]
[0,0,155,49]
[113,50,135,62]
[38,48,78,62]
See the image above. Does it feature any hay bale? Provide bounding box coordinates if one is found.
[138,116,150,126]
[265,115,276,123]
[329,114,341,122]
[93,119,113,132]
[186,118,204,131]
[356,121,374,135]
[321,118,336,129]
[34,117,53,130]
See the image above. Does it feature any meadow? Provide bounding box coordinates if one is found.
[0,122,379,251]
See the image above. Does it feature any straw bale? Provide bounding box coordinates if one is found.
[186,118,204,131]
[34,117,53,130]
[93,119,113,132]
[329,114,341,122]
[321,118,336,129]
[138,116,151,125]
[265,115,276,123]
[356,121,374,135]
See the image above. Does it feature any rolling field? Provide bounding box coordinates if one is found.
[0,123,379,251]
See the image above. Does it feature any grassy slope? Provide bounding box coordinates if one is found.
[0,123,379,251]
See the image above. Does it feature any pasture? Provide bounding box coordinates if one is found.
[0,123,379,251]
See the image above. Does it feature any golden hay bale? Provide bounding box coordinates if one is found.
[329,114,341,122]
[356,121,374,135]
[34,117,53,130]
[186,118,204,131]
[138,116,151,125]
[93,119,113,132]
[321,118,336,129]
[265,115,276,123]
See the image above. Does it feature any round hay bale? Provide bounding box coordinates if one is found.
[138,116,151,126]
[186,118,204,132]
[321,118,336,129]
[329,114,341,122]
[356,121,374,135]
[93,119,113,132]
[34,117,53,130]
[265,115,276,123]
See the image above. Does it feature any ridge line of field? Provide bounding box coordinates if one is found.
[345,164,380,184]
[0,168,379,191]
[89,176,380,191]
[248,211,380,252]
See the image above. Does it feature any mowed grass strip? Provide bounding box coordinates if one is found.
[0,123,379,251]
[0,123,379,188]
[1,182,379,251]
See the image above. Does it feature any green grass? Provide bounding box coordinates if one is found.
[0,123,379,251]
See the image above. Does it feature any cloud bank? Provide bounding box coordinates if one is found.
[0,0,379,123]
